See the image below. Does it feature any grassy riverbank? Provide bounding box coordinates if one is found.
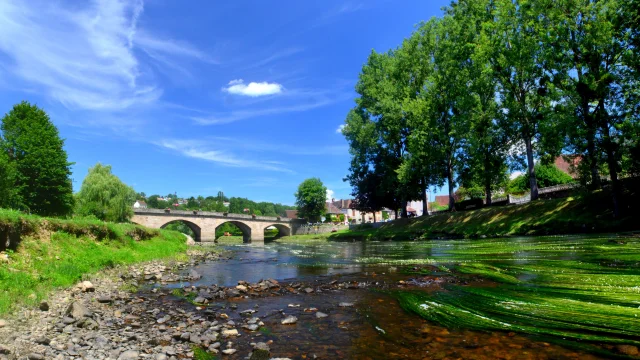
[0,209,189,314]
[306,188,640,242]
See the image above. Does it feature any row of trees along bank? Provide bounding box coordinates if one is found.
[343,0,640,218]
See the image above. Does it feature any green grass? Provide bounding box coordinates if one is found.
[0,209,190,314]
[320,187,640,241]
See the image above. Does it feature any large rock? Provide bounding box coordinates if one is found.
[65,302,92,320]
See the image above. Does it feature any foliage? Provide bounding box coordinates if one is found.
[381,211,389,220]
[507,164,574,194]
[294,178,327,222]
[342,0,638,217]
[75,163,137,222]
[0,208,187,314]
[0,101,74,216]
[215,222,243,238]
[0,150,18,208]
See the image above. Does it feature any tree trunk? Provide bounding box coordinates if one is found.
[422,180,428,216]
[394,208,398,220]
[525,136,539,200]
[485,178,492,206]
[586,127,601,189]
[447,165,455,211]
[603,127,620,218]
[373,212,377,223]
[401,200,408,218]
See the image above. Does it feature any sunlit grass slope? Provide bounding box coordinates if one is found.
[0,209,188,314]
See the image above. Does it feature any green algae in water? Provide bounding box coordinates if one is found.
[192,345,217,360]
[389,235,640,357]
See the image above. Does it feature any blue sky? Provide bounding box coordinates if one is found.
[0,0,450,205]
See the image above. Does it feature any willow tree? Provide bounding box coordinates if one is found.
[75,163,137,222]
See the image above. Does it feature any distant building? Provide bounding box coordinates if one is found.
[555,155,581,179]
[223,201,230,207]
[285,210,299,219]
[133,200,147,209]
[406,201,424,216]
[331,198,388,223]
[435,195,450,207]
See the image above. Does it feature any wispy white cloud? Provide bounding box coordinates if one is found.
[326,189,335,201]
[193,90,352,125]
[156,139,294,173]
[223,79,283,97]
[188,136,349,157]
[314,2,365,27]
[192,99,333,125]
[243,48,303,70]
[0,0,211,111]
[336,124,346,134]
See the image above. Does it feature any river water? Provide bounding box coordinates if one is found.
[163,236,640,359]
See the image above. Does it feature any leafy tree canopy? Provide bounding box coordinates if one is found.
[0,101,74,216]
[295,178,327,222]
[75,163,136,222]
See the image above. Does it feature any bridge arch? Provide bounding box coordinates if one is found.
[160,219,202,242]
[264,223,291,240]
[215,220,252,243]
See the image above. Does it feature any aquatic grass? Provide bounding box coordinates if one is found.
[192,345,217,360]
[388,235,640,356]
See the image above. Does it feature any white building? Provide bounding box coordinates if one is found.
[133,200,147,209]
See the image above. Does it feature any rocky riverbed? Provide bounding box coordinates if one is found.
[1,239,627,360]
[0,247,446,360]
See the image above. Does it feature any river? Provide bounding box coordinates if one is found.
[161,235,640,359]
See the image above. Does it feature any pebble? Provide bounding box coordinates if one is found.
[0,320,5,328]
[221,329,239,337]
[118,350,139,359]
[39,301,49,311]
[27,353,45,360]
[222,349,237,355]
[281,315,298,325]
[338,302,354,307]
[316,312,328,318]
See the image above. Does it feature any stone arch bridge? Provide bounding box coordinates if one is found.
[132,209,296,243]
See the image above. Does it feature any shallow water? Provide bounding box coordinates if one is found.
[168,235,640,359]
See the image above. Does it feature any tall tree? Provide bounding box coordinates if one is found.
[544,0,638,216]
[294,178,327,222]
[448,0,509,205]
[0,101,74,216]
[0,150,18,209]
[479,0,557,201]
[75,163,137,222]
